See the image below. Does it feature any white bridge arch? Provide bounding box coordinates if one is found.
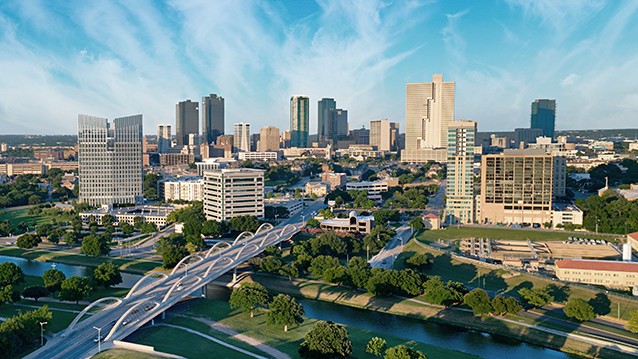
[170,254,204,275]
[204,256,234,278]
[232,231,254,245]
[162,274,203,303]
[104,299,160,341]
[235,243,261,261]
[255,222,273,234]
[124,272,169,299]
[64,297,122,337]
[260,231,280,247]
[205,241,232,258]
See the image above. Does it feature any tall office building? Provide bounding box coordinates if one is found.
[157,124,172,154]
[203,168,265,221]
[479,149,566,225]
[329,109,348,140]
[259,126,280,152]
[350,127,370,145]
[290,95,309,147]
[318,98,336,143]
[202,93,224,144]
[78,114,143,206]
[233,123,251,152]
[370,119,399,152]
[445,120,476,224]
[402,74,454,163]
[176,100,199,147]
[531,99,556,139]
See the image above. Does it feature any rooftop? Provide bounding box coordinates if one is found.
[556,259,638,273]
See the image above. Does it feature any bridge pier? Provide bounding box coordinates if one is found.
[233,267,237,282]
[161,311,165,320]
[201,285,207,298]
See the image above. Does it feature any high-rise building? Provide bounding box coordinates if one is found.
[370,119,400,152]
[281,130,291,148]
[445,120,476,224]
[202,93,224,144]
[479,149,566,225]
[203,168,265,221]
[402,74,454,163]
[233,123,251,152]
[329,109,348,140]
[78,114,143,206]
[176,100,199,147]
[259,126,280,152]
[514,128,543,148]
[349,127,370,145]
[158,124,172,154]
[531,99,556,139]
[290,95,309,147]
[318,98,336,143]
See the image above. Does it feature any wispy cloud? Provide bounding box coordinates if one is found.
[441,9,469,67]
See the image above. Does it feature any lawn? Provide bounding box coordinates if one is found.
[417,226,619,243]
[0,299,82,333]
[175,298,479,359]
[398,239,638,321]
[127,325,255,359]
[0,207,55,232]
[92,348,163,359]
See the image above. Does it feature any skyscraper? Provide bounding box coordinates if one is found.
[329,109,348,140]
[233,123,251,152]
[318,98,336,142]
[157,124,172,154]
[445,120,476,224]
[370,119,399,152]
[202,93,224,144]
[259,126,280,152]
[401,74,454,163]
[78,114,143,206]
[531,99,556,139]
[176,100,199,147]
[290,95,309,148]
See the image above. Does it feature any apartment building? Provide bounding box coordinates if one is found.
[162,177,204,202]
[203,168,265,221]
[320,172,347,190]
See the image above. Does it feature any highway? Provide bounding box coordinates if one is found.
[27,201,324,359]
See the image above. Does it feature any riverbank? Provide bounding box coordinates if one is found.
[241,272,634,359]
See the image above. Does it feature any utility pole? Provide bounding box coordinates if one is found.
[93,326,102,353]
[39,321,47,347]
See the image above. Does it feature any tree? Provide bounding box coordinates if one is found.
[101,214,115,226]
[93,262,122,287]
[120,222,134,235]
[365,337,387,357]
[346,257,370,289]
[202,220,223,237]
[518,287,553,308]
[267,294,304,332]
[0,284,16,304]
[309,255,341,278]
[422,276,462,306]
[16,233,41,249]
[42,269,66,292]
[229,282,269,318]
[384,345,428,359]
[372,210,400,225]
[22,286,48,302]
[491,295,507,315]
[306,218,321,228]
[0,262,24,287]
[405,253,433,271]
[36,223,53,237]
[626,310,638,333]
[279,263,299,281]
[260,256,282,274]
[463,288,492,316]
[0,306,52,357]
[299,321,352,359]
[408,217,425,231]
[81,234,110,256]
[563,297,595,321]
[64,230,79,246]
[58,276,93,304]
[160,244,189,269]
[504,297,523,314]
[229,215,260,232]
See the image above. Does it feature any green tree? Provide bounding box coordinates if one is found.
[405,253,433,271]
[306,218,321,228]
[408,217,425,231]
[518,287,553,308]
[0,262,24,287]
[372,210,400,225]
[564,297,595,321]
[0,306,52,357]
[504,297,523,314]
[384,345,428,359]
[279,263,299,281]
[93,262,123,287]
[143,172,161,200]
[64,230,79,246]
[120,222,134,235]
[202,220,223,237]
[22,286,48,302]
[59,276,93,304]
[42,269,66,292]
[101,214,115,226]
[422,276,462,306]
[16,233,41,249]
[260,256,283,274]
[267,294,304,332]
[463,288,492,316]
[491,295,507,315]
[309,255,341,278]
[0,284,16,304]
[229,215,260,232]
[365,337,387,357]
[36,223,53,237]
[229,282,269,318]
[81,234,110,256]
[626,310,638,333]
[299,320,352,359]
[346,257,370,289]
[160,244,189,269]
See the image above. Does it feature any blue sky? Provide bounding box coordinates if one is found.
[0,0,637,135]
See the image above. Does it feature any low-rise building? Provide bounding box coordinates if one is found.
[555,259,638,290]
[195,158,234,176]
[320,211,374,233]
[552,203,584,228]
[162,177,204,202]
[320,172,347,190]
[422,213,441,230]
[265,196,303,216]
[305,182,330,197]
[80,205,175,227]
[237,151,280,161]
[159,153,194,166]
[336,145,383,160]
[346,179,395,201]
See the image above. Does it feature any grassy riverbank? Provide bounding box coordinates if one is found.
[92,348,163,359]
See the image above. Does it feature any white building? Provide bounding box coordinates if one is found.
[203,168,265,222]
[265,196,303,216]
[233,123,251,152]
[305,182,330,197]
[237,151,280,161]
[195,158,235,176]
[163,177,204,202]
[346,180,391,201]
[80,205,174,227]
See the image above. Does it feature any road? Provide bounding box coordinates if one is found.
[26,201,325,359]
[369,225,412,269]
[425,179,445,216]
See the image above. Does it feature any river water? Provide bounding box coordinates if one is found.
[0,255,142,288]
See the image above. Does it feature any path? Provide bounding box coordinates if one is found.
[178,315,291,359]
[158,323,269,359]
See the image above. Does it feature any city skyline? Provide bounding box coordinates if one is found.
[1,1,637,135]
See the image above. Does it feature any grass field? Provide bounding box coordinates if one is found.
[0,207,55,231]
[173,298,480,359]
[0,299,84,333]
[417,226,619,243]
[0,247,162,274]
[92,349,162,359]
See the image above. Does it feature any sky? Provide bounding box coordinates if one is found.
[0,0,637,135]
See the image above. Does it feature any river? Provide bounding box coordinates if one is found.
[0,255,141,288]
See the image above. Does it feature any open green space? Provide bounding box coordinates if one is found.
[0,301,79,333]
[91,348,163,359]
[14,275,130,302]
[0,207,53,229]
[0,246,162,274]
[398,239,638,322]
[417,226,618,243]
[174,298,479,359]
[128,324,254,359]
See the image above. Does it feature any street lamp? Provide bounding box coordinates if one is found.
[93,326,102,353]
[39,321,47,347]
